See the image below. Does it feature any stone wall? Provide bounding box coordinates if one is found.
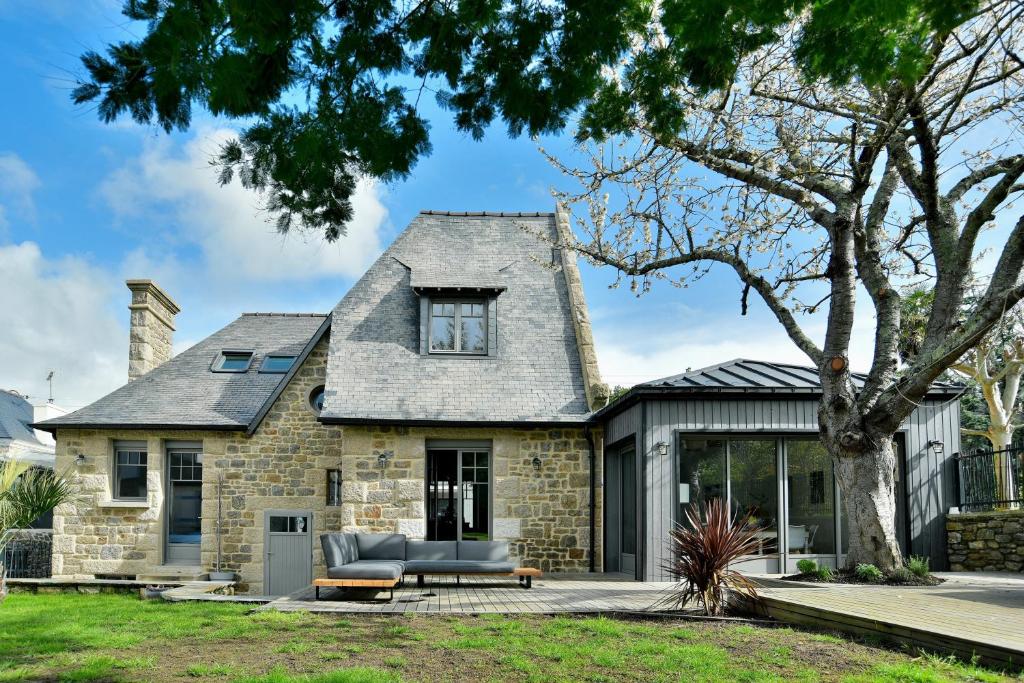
[53,331,602,592]
[946,510,1024,572]
[126,280,180,381]
[336,425,601,573]
[3,529,52,578]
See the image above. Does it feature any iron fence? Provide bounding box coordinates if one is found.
[2,546,31,579]
[955,446,1024,512]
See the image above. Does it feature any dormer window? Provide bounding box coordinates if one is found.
[211,350,254,373]
[260,355,296,373]
[429,300,487,354]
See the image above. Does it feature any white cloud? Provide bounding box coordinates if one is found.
[0,242,125,409]
[101,127,387,283]
[593,305,878,387]
[0,152,41,230]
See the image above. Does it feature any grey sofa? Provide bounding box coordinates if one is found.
[316,533,536,600]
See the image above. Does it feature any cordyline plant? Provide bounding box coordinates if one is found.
[548,0,1024,571]
[0,457,72,603]
[661,499,762,616]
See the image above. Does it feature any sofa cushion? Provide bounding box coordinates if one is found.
[457,540,509,562]
[404,559,516,574]
[321,533,358,568]
[355,533,406,560]
[406,540,456,562]
[326,560,405,580]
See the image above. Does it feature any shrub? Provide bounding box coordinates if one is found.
[796,559,818,574]
[814,566,835,582]
[907,555,930,578]
[663,498,762,616]
[855,563,883,582]
[888,567,917,584]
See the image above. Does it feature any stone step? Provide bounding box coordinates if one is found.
[138,566,208,582]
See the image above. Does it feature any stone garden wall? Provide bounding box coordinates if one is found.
[946,510,1024,572]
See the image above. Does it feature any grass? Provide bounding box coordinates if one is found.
[0,593,1018,682]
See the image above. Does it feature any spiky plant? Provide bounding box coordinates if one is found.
[661,499,763,616]
[0,457,72,602]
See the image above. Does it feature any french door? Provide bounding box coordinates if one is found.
[426,448,490,541]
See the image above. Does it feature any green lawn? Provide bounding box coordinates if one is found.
[0,593,1016,682]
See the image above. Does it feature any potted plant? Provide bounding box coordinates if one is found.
[208,473,234,582]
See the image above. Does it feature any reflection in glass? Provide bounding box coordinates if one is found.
[461,315,486,352]
[428,449,489,540]
[786,440,836,554]
[677,438,726,524]
[730,440,778,554]
[430,303,456,351]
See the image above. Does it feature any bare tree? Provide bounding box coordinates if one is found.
[953,309,1023,506]
[547,3,1024,569]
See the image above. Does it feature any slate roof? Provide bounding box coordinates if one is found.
[0,391,53,464]
[593,358,964,420]
[36,313,327,431]
[320,211,592,424]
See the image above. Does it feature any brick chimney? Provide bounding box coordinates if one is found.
[126,280,180,381]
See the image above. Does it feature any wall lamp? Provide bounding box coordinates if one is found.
[74,454,86,466]
[655,441,669,457]
[531,456,542,471]
[926,440,945,455]
[376,451,393,469]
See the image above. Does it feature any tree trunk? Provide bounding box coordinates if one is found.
[0,563,6,604]
[831,436,903,570]
[990,428,1018,509]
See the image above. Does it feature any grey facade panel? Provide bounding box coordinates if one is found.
[602,396,960,580]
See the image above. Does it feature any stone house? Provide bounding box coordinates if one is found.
[37,209,607,595]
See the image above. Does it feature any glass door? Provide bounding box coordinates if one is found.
[426,448,490,541]
[784,439,838,572]
[729,439,781,573]
[677,437,781,573]
[166,450,202,565]
[619,447,637,575]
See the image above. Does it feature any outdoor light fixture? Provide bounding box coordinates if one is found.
[74,454,86,466]
[376,451,393,469]
[927,440,944,455]
[531,456,542,471]
[656,441,669,457]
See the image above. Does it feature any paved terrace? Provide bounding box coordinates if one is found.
[264,574,679,614]
[754,572,1024,669]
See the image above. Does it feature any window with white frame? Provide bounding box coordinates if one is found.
[428,300,486,354]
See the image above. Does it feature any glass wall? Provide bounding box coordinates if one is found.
[786,440,836,555]
[677,438,726,522]
[677,434,844,567]
[730,440,779,556]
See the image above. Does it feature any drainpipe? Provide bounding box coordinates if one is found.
[584,425,597,573]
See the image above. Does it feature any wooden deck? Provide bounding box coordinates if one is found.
[752,575,1024,669]
[265,574,679,614]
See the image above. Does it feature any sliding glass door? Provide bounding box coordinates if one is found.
[783,439,838,572]
[426,448,490,541]
[678,437,781,572]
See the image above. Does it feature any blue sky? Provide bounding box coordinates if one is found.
[0,1,870,410]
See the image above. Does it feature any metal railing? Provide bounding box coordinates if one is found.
[955,446,1024,512]
[2,547,31,579]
